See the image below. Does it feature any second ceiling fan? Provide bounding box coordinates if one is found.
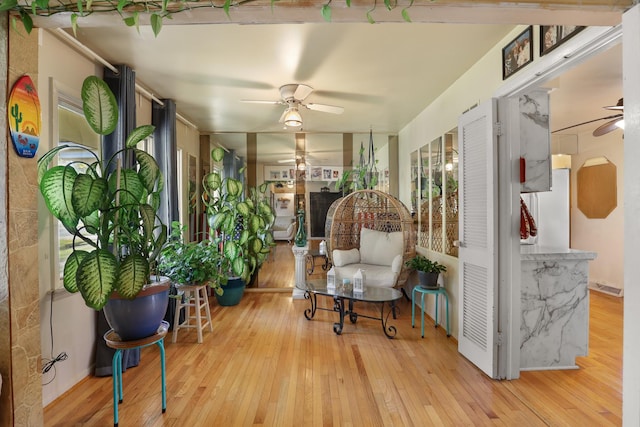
[553,98,624,136]
[241,84,344,128]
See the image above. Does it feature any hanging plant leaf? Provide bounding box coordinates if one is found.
[224,240,239,261]
[81,76,118,136]
[72,175,107,218]
[0,0,18,11]
[117,253,149,298]
[63,250,90,293]
[139,204,156,241]
[135,149,161,193]
[109,169,144,206]
[126,124,155,148]
[236,201,250,216]
[40,166,79,232]
[76,249,118,310]
[232,257,245,278]
[150,13,162,37]
[321,4,331,22]
[211,146,225,163]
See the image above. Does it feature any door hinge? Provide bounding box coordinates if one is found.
[496,332,504,347]
[494,121,503,137]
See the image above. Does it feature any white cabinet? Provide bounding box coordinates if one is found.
[518,89,552,193]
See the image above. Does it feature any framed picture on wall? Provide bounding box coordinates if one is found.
[540,25,585,56]
[502,26,533,80]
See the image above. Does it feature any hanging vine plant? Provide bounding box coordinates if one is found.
[0,0,413,37]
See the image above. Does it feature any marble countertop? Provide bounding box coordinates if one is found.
[520,245,597,261]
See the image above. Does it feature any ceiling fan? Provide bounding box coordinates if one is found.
[552,98,624,136]
[241,84,344,128]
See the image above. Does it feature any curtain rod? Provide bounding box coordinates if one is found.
[52,28,198,130]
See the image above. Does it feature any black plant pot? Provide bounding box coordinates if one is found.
[103,276,170,340]
[418,271,439,289]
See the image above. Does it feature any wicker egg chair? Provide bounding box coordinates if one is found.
[324,190,417,289]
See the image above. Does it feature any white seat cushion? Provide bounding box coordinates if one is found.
[334,263,398,288]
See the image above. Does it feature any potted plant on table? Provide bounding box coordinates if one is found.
[405,255,447,289]
[201,147,276,306]
[158,221,224,295]
[38,75,168,340]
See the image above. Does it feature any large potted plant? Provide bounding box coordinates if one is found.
[405,255,447,289]
[201,147,276,305]
[38,75,168,340]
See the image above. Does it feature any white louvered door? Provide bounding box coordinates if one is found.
[457,99,499,379]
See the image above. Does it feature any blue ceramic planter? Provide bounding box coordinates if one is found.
[103,276,170,340]
[215,277,246,306]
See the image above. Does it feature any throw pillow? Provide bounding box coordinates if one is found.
[332,248,360,267]
[359,228,403,266]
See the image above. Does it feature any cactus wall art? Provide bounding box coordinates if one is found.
[8,75,41,158]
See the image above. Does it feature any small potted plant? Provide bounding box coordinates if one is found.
[405,255,447,289]
[38,75,168,340]
[158,221,224,295]
[201,147,276,305]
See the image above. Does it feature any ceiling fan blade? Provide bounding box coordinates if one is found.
[241,99,282,105]
[604,98,624,111]
[294,84,313,101]
[593,118,623,136]
[552,114,622,134]
[277,159,295,164]
[304,103,344,114]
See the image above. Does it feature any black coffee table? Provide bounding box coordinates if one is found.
[297,279,402,338]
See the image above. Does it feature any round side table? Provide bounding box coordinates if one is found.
[411,286,450,339]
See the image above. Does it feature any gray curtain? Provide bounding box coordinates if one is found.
[152,99,182,328]
[152,98,179,227]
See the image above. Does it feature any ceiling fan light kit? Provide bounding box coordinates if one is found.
[284,107,303,127]
[242,83,344,129]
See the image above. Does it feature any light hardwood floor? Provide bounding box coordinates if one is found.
[44,243,623,426]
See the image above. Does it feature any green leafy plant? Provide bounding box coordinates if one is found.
[405,255,447,274]
[334,144,378,193]
[158,221,224,295]
[0,0,412,37]
[201,147,276,285]
[38,75,167,310]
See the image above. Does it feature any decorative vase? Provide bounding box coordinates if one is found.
[294,209,307,247]
[103,276,170,340]
[215,277,246,306]
[418,271,439,289]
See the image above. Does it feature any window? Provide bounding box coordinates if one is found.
[137,136,154,157]
[55,101,100,281]
[417,130,459,257]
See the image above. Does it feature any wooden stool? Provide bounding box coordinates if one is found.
[412,285,450,338]
[104,321,169,427]
[172,283,213,343]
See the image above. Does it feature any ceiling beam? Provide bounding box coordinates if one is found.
[30,0,627,28]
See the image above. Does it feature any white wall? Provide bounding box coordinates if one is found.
[623,7,640,424]
[38,30,101,406]
[570,130,624,291]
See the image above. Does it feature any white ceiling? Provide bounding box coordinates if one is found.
[63,22,622,163]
